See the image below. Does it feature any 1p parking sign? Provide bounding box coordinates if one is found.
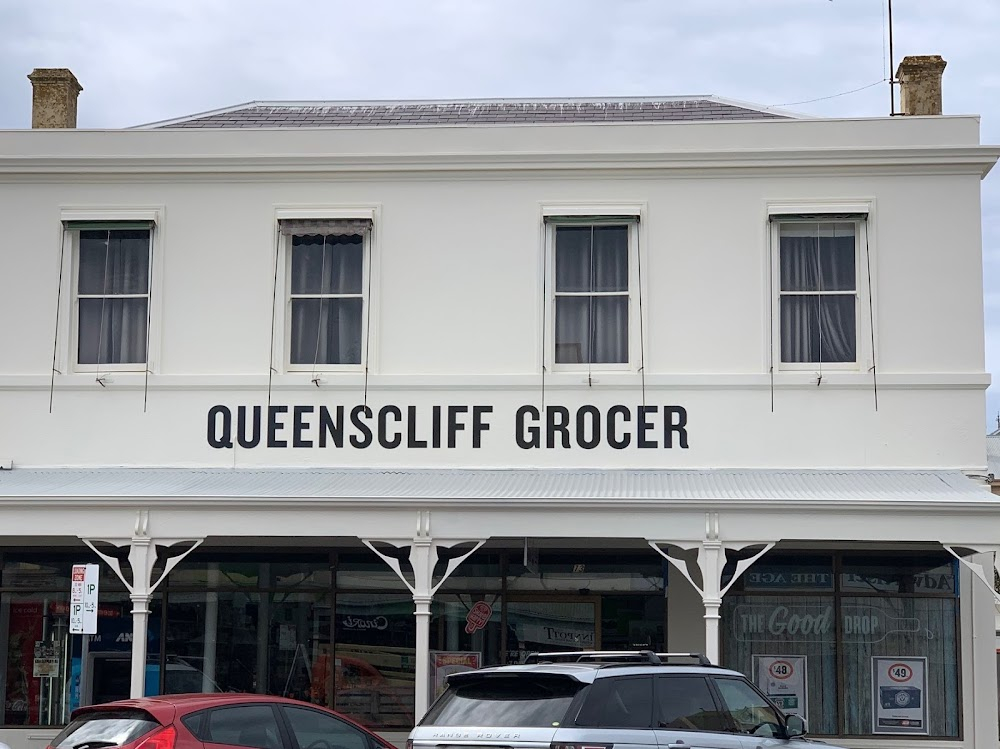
[69,563,99,635]
[872,656,928,735]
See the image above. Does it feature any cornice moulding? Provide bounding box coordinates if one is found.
[0,146,996,178]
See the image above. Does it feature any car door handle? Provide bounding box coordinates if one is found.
[666,744,686,748]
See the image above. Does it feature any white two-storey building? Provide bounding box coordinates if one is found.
[2,58,1000,748]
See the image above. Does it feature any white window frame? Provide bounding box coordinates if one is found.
[543,206,644,373]
[273,207,378,376]
[768,202,874,374]
[58,209,162,376]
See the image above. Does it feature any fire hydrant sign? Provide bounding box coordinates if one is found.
[70,563,99,634]
[872,656,928,734]
[753,655,807,721]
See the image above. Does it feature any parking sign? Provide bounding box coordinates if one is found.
[70,563,99,635]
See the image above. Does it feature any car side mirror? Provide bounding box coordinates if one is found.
[785,714,807,738]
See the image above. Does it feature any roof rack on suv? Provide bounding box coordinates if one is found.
[656,652,715,667]
[524,650,663,665]
[522,650,716,667]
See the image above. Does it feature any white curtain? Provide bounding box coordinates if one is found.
[555,225,629,363]
[77,230,150,365]
[289,234,364,365]
[779,224,856,363]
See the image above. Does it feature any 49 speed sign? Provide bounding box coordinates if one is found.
[754,655,807,721]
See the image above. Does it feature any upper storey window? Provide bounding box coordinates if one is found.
[773,217,867,368]
[281,219,371,370]
[548,219,639,370]
[69,223,153,369]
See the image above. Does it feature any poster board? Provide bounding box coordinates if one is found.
[871,657,928,735]
[753,655,807,721]
[430,651,481,699]
[33,641,60,678]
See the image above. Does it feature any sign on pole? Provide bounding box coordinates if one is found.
[872,656,928,735]
[70,563,100,635]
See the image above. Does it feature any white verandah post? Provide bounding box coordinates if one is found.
[649,513,774,666]
[364,511,483,722]
[83,511,202,699]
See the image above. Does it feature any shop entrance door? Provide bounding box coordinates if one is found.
[506,596,601,663]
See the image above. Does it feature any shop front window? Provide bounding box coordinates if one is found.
[0,554,147,726]
[429,594,502,702]
[722,552,960,739]
[162,559,332,705]
[335,593,415,729]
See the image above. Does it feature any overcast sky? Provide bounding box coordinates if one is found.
[1,0,998,428]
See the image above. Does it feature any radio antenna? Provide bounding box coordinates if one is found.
[888,0,897,115]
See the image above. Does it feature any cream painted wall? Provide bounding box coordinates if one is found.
[0,116,994,469]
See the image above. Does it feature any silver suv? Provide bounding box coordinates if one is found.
[409,651,845,749]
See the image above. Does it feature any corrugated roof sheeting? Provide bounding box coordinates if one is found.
[157,99,789,129]
[986,434,1000,477]
[0,467,993,503]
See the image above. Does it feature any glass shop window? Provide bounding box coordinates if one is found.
[721,552,961,739]
[334,593,416,730]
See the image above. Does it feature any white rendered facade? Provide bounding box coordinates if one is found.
[0,112,999,748]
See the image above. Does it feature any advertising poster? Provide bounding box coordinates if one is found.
[5,601,44,724]
[872,657,928,735]
[430,651,481,699]
[32,641,59,678]
[753,655,807,720]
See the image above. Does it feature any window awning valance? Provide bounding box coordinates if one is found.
[543,215,639,224]
[278,218,373,236]
[63,220,156,230]
[768,212,868,222]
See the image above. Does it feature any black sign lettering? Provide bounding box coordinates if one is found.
[203,403,690,451]
[208,405,233,449]
[664,406,689,448]
[447,405,468,448]
[472,406,492,448]
[267,405,288,448]
[516,405,540,449]
[350,405,373,448]
[407,406,428,448]
[432,405,443,449]
[237,405,261,449]
[576,406,600,449]
[293,406,314,448]
[547,406,571,448]
[637,405,657,448]
[378,406,402,449]
[319,405,344,448]
[607,405,631,449]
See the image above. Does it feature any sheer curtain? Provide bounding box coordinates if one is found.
[555,225,629,364]
[779,223,856,364]
[289,234,364,365]
[77,230,150,365]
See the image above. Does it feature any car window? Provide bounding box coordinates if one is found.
[51,709,161,748]
[712,678,783,737]
[575,676,653,729]
[203,705,283,749]
[281,706,368,749]
[654,676,728,732]
[422,675,584,727]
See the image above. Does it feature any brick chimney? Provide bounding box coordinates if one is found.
[27,68,82,128]
[895,55,946,116]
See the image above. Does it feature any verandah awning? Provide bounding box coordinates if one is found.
[0,466,993,505]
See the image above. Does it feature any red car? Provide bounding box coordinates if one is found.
[48,693,396,749]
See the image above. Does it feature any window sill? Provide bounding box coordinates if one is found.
[1,371,990,392]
